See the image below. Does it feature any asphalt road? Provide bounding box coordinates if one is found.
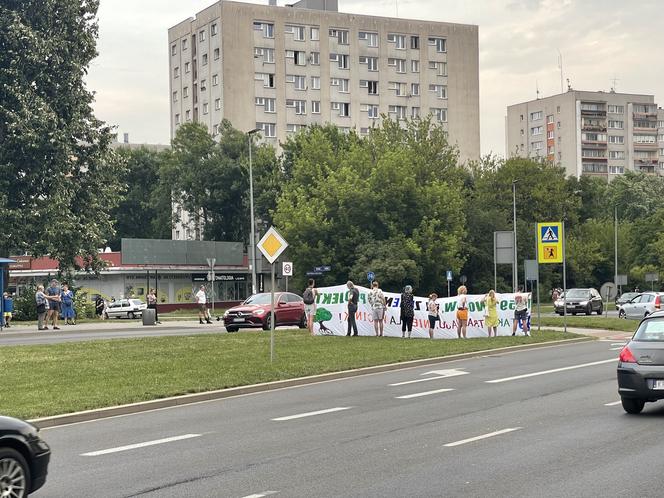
[33,338,662,498]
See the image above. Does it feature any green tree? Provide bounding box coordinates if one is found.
[107,147,171,249]
[0,1,123,270]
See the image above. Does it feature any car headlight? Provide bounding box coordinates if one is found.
[253,309,266,316]
[579,301,588,306]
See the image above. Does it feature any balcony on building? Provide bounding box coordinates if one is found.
[580,102,607,118]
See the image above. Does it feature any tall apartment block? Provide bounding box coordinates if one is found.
[506,90,664,179]
[168,0,480,162]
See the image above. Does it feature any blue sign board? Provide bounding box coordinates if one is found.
[314,265,332,272]
[540,225,559,243]
[367,271,375,282]
[446,270,453,281]
[307,271,323,277]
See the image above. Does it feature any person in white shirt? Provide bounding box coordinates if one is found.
[195,285,211,324]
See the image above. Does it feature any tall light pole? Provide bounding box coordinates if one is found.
[512,179,519,292]
[248,128,260,295]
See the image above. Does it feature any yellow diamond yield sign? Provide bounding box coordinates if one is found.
[257,226,289,264]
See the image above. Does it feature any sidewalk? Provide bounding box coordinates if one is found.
[541,326,633,341]
[0,318,224,335]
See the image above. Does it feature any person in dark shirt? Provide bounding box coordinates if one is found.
[400,285,415,338]
[346,280,360,337]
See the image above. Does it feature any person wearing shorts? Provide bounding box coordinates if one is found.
[456,285,469,339]
[427,293,440,339]
[303,279,319,336]
[368,281,386,337]
[195,285,211,324]
[2,292,13,328]
[512,286,530,336]
[46,279,61,330]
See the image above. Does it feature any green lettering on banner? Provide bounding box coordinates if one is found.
[331,293,339,305]
[444,301,457,312]
[321,293,331,305]
[469,301,485,312]
[359,293,366,304]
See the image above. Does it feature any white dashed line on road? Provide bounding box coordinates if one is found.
[271,407,352,421]
[81,433,202,456]
[389,369,468,386]
[395,388,455,399]
[486,359,616,384]
[241,491,279,498]
[444,427,522,447]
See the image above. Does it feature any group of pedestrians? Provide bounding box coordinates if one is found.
[35,280,76,330]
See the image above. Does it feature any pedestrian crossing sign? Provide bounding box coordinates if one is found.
[537,222,563,264]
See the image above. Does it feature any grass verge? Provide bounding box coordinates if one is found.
[534,316,636,332]
[0,329,584,420]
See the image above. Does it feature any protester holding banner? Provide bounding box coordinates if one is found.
[427,293,441,339]
[400,285,415,338]
[484,289,499,337]
[346,281,359,336]
[368,281,386,337]
[512,286,530,336]
[303,279,318,336]
[456,285,469,339]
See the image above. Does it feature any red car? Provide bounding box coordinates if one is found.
[223,292,306,332]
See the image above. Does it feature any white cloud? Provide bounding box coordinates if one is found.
[87,0,663,155]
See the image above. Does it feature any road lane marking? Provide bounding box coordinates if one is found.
[486,358,616,384]
[605,400,622,406]
[609,347,622,351]
[611,343,626,346]
[389,369,468,386]
[241,492,279,498]
[444,427,522,447]
[81,433,202,456]
[395,388,455,399]
[271,407,351,421]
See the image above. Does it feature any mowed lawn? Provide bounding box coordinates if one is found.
[535,316,637,332]
[0,329,583,420]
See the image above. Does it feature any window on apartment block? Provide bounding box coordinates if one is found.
[410,36,420,50]
[331,102,350,117]
[310,52,320,65]
[387,33,406,49]
[185,109,191,121]
[411,83,420,96]
[215,98,221,110]
[428,60,447,76]
[530,111,543,121]
[428,37,446,52]
[389,81,407,96]
[531,126,543,135]
[359,31,379,47]
[429,84,447,99]
[310,76,320,90]
[203,102,209,114]
[213,48,220,60]
[285,99,306,115]
[211,23,218,36]
[431,107,447,122]
[329,28,349,45]
[253,22,274,38]
[411,60,420,73]
[254,47,275,63]
[202,53,208,66]
[286,74,306,90]
[183,86,189,98]
[199,29,206,42]
[212,74,219,86]
[171,44,177,56]
[286,50,306,66]
[547,114,554,124]
[200,79,207,91]
[360,80,379,95]
[182,38,188,51]
[388,58,406,73]
[331,78,349,93]
[412,107,420,118]
[175,113,180,125]
[285,24,306,41]
[608,120,624,129]
[174,66,180,78]
[389,105,407,119]
[359,56,378,71]
[184,62,191,73]
[310,27,320,40]
[172,91,178,102]
[257,122,276,138]
[311,101,321,114]
[364,104,379,118]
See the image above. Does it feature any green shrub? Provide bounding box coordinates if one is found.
[13,284,37,321]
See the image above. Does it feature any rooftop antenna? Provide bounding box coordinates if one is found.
[557,50,564,93]
[536,79,540,99]
[566,78,572,91]
[610,76,619,93]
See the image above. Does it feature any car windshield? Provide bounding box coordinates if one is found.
[621,292,638,301]
[633,318,664,342]
[130,299,144,306]
[243,294,275,305]
[566,289,589,299]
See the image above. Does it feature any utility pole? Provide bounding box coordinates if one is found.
[512,180,519,291]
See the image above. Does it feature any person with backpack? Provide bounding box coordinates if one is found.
[427,293,441,339]
[303,279,318,336]
[368,281,387,337]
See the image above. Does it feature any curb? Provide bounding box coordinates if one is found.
[30,336,593,429]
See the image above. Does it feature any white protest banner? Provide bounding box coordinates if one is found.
[312,285,531,338]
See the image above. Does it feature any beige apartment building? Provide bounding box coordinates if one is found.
[168,0,480,164]
[506,90,664,179]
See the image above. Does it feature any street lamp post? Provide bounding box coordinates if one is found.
[512,180,519,292]
[248,128,260,295]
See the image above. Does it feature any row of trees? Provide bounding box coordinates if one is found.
[111,118,664,296]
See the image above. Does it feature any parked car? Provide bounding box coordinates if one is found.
[615,291,639,310]
[554,288,603,315]
[104,299,147,319]
[0,416,51,497]
[617,311,664,414]
[618,292,663,320]
[223,292,306,332]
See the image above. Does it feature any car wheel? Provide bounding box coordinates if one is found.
[299,313,307,329]
[596,304,603,315]
[572,312,577,316]
[0,447,30,498]
[263,314,272,331]
[621,397,645,414]
[128,312,135,319]
[618,309,626,319]
[585,305,592,316]
[226,326,238,333]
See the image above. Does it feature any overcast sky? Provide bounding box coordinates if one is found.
[88,0,663,156]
